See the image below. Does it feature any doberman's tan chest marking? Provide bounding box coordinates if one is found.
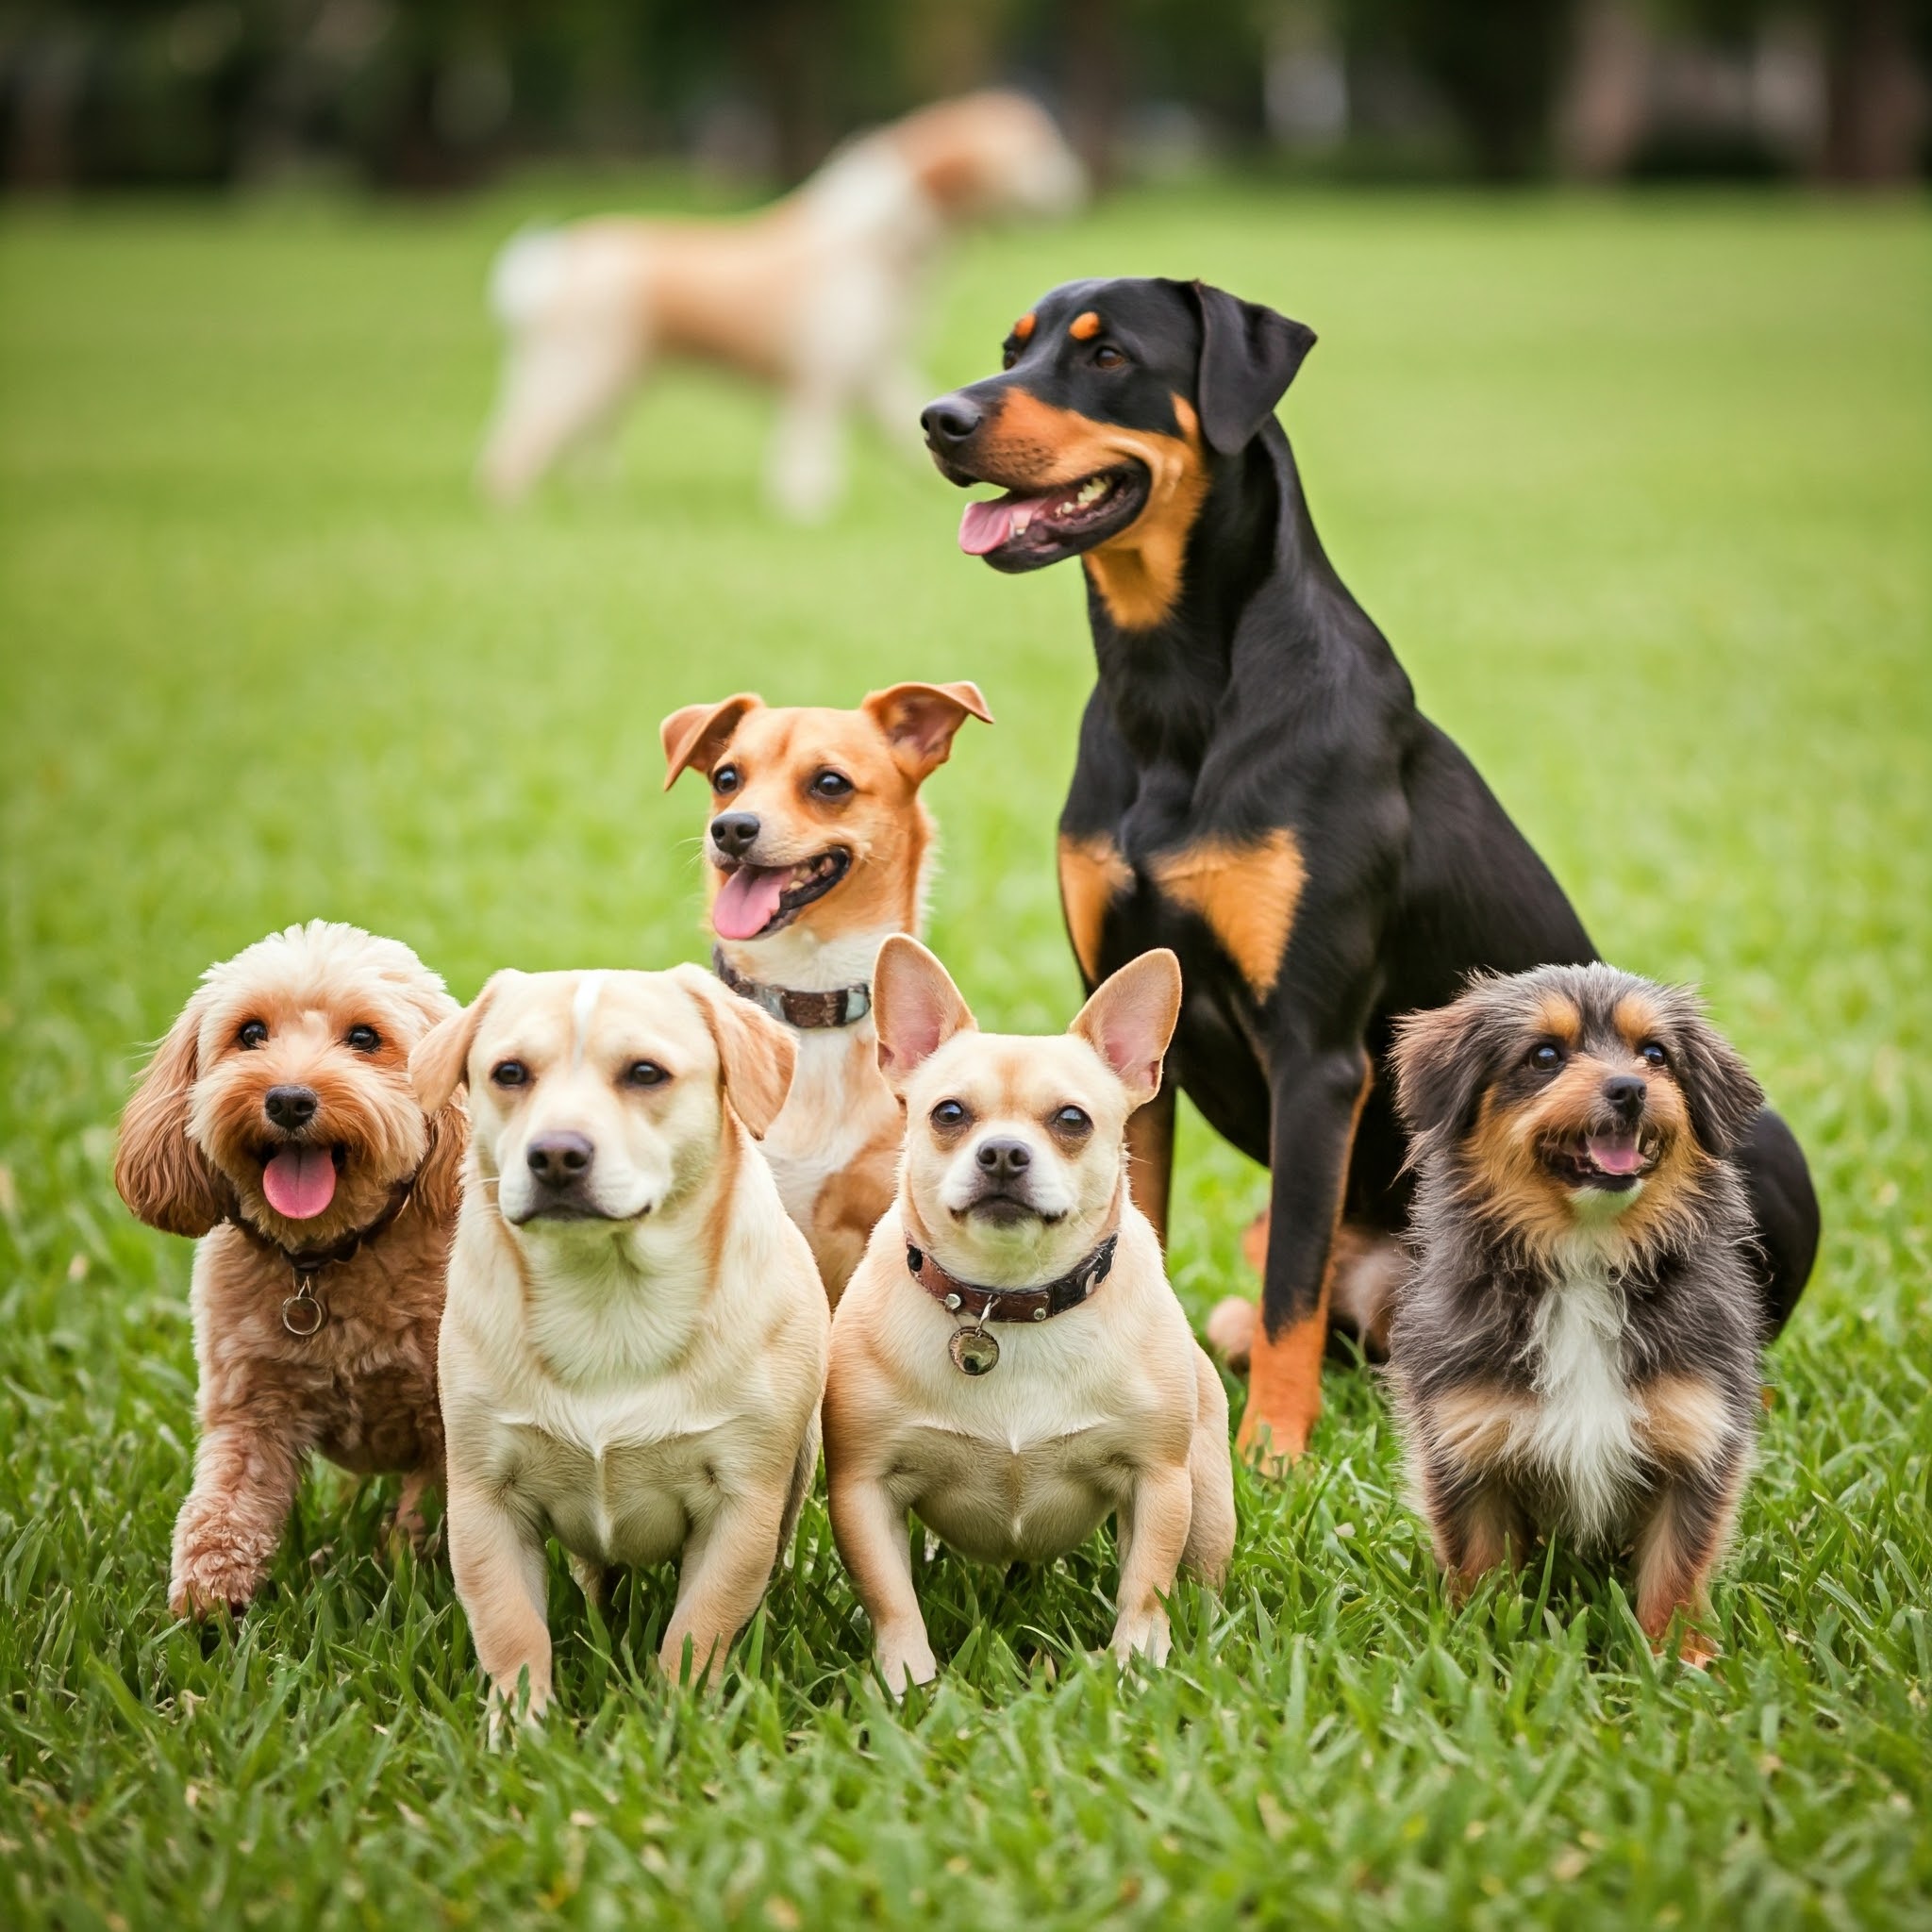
[1057,833,1133,981]
[1150,829,1306,998]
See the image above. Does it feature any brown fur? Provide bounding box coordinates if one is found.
[1149,827,1305,1000]
[1057,831,1133,983]
[113,922,462,1619]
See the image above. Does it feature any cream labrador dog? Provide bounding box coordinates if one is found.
[412,965,827,1722]
[825,938,1235,1692]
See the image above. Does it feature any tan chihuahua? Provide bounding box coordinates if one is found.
[660,682,991,1303]
[825,938,1235,1692]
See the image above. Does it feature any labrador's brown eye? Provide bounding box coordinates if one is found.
[624,1060,668,1088]
[238,1020,268,1049]
[491,1059,528,1088]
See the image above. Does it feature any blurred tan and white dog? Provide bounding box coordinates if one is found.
[825,939,1235,1692]
[413,966,827,1721]
[477,92,1086,519]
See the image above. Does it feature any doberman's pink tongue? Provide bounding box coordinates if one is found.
[1587,1133,1645,1176]
[262,1145,337,1221]
[713,866,788,941]
[959,493,1048,556]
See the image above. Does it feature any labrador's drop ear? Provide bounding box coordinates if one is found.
[1191,281,1316,457]
[410,973,511,1116]
[1070,949,1182,1111]
[861,682,994,779]
[660,693,762,791]
[114,997,227,1238]
[674,965,796,1140]
[872,936,976,1094]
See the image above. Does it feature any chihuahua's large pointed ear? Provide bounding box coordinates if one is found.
[410,973,511,1117]
[673,964,796,1141]
[861,682,993,779]
[1071,948,1182,1112]
[872,936,976,1093]
[1191,281,1316,457]
[114,998,227,1238]
[660,693,762,791]
[1390,991,1492,1151]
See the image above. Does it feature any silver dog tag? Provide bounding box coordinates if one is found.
[282,1276,325,1338]
[948,1325,1000,1376]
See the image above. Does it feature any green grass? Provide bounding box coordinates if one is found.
[1,181,1928,1929]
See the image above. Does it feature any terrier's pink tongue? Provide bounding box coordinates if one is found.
[960,494,1041,557]
[713,866,788,941]
[1587,1134,1645,1176]
[262,1145,337,1221]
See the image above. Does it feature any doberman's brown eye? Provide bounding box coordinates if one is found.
[1093,345,1125,370]
[1002,345,1019,370]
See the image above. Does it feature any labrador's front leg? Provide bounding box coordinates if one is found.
[659,1488,789,1683]
[446,1471,553,1730]
[1110,1461,1194,1668]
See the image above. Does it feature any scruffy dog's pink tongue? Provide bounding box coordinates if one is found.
[263,1145,337,1220]
[1587,1133,1645,1177]
[713,866,787,941]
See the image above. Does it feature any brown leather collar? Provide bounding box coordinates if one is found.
[906,1226,1120,1324]
[227,1174,417,1335]
[713,947,871,1031]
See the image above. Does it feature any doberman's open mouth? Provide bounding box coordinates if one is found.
[1541,1128,1657,1193]
[711,847,852,941]
[951,462,1150,572]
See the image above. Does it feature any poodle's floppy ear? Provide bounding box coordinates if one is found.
[1672,1003,1765,1158]
[409,973,511,1117]
[659,694,762,791]
[860,681,993,779]
[1390,991,1494,1150]
[872,935,976,1094]
[1189,281,1317,457]
[115,999,227,1238]
[673,965,796,1140]
[1071,948,1182,1112]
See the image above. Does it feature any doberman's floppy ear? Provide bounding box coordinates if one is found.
[115,997,227,1238]
[1191,281,1317,457]
[1071,948,1182,1113]
[872,936,976,1094]
[861,681,994,779]
[410,972,513,1116]
[1390,991,1493,1152]
[660,694,762,791]
[673,964,796,1141]
[1670,1000,1765,1158]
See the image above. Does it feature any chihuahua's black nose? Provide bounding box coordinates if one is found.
[1603,1075,1647,1123]
[975,1138,1032,1178]
[710,811,761,860]
[921,393,983,451]
[526,1132,594,1188]
[263,1084,318,1130]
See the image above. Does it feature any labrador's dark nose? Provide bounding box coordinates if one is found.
[264,1084,318,1130]
[710,812,761,861]
[526,1131,594,1188]
[921,393,984,452]
[974,1138,1032,1178]
[1603,1075,1647,1123]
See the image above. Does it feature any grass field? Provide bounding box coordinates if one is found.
[1,181,1927,1929]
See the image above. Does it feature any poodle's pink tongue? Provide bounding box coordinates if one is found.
[712,866,787,941]
[1587,1133,1645,1176]
[262,1145,337,1221]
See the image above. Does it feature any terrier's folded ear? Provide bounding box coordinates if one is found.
[861,682,993,778]
[660,693,763,791]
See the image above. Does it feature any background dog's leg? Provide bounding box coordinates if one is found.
[1633,1466,1741,1667]
[658,1491,788,1684]
[862,359,930,463]
[767,380,847,522]
[1182,1349,1236,1588]
[828,1471,936,1694]
[1110,1461,1192,1666]
[170,1411,309,1618]
[477,324,641,506]
[1124,1084,1176,1249]
[445,1474,552,1727]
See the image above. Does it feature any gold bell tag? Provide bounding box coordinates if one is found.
[948,1324,1001,1376]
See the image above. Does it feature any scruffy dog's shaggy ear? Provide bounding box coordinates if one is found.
[659,693,762,791]
[1189,281,1317,457]
[410,974,511,1117]
[1071,948,1182,1112]
[861,681,994,777]
[115,1001,227,1237]
[673,965,796,1141]
[872,935,975,1094]
[1390,996,1493,1152]
[1674,1006,1765,1158]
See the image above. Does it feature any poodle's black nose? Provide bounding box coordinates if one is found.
[921,393,984,451]
[1603,1075,1648,1123]
[263,1084,318,1130]
[526,1132,594,1188]
[710,811,761,861]
[974,1137,1032,1177]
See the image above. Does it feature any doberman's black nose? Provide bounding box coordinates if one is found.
[263,1085,318,1130]
[921,393,984,451]
[526,1132,594,1188]
[1603,1075,1648,1123]
[710,812,761,861]
[974,1138,1032,1178]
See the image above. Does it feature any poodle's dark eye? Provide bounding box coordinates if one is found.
[491,1059,528,1088]
[930,1099,970,1130]
[809,769,853,801]
[712,766,741,796]
[1639,1041,1668,1069]
[1093,344,1125,370]
[624,1060,668,1088]
[346,1024,380,1054]
[238,1020,268,1049]
[1052,1106,1091,1134]
[1528,1041,1564,1074]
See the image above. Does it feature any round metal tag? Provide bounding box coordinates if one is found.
[282,1291,325,1339]
[948,1325,1000,1376]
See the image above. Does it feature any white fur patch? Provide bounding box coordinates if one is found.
[570,972,606,1069]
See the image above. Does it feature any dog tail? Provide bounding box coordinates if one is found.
[488,226,568,335]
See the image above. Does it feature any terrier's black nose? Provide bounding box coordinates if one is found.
[710,811,761,861]
[263,1085,318,1130]
[1603,1075,1648,1122]
[526,1131,594,1188]
[975,1138,1032,1177]
[921,393,983,451]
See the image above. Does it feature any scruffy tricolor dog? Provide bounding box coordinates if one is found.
[1387,964,1769,1664]
[661,682,991,1302]
[826,939,1234,1692]
[113,922,464,1619]
[921,275,1819,1467]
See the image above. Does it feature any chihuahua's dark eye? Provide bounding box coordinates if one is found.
[624,1060,668,1088]
[346,1024,380,1054]
[1528,1041,1564,1074]
[930,1100,969,1130]
[1638,1041,1668,1069]
[809,769,853,801]
[1052,1106,1091,1134]
[491,1059,528,1089]
[238,1020,268,1050]
[712,766,741,795]
[1093,344,1125,370]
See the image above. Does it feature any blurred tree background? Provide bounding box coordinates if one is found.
[0,0,1925,192]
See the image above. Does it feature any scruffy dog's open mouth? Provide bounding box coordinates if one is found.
[1541,1128,1657,1193]
[711,847,851,941]
[258,1141,348,1221]
[942,461,1151,572]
